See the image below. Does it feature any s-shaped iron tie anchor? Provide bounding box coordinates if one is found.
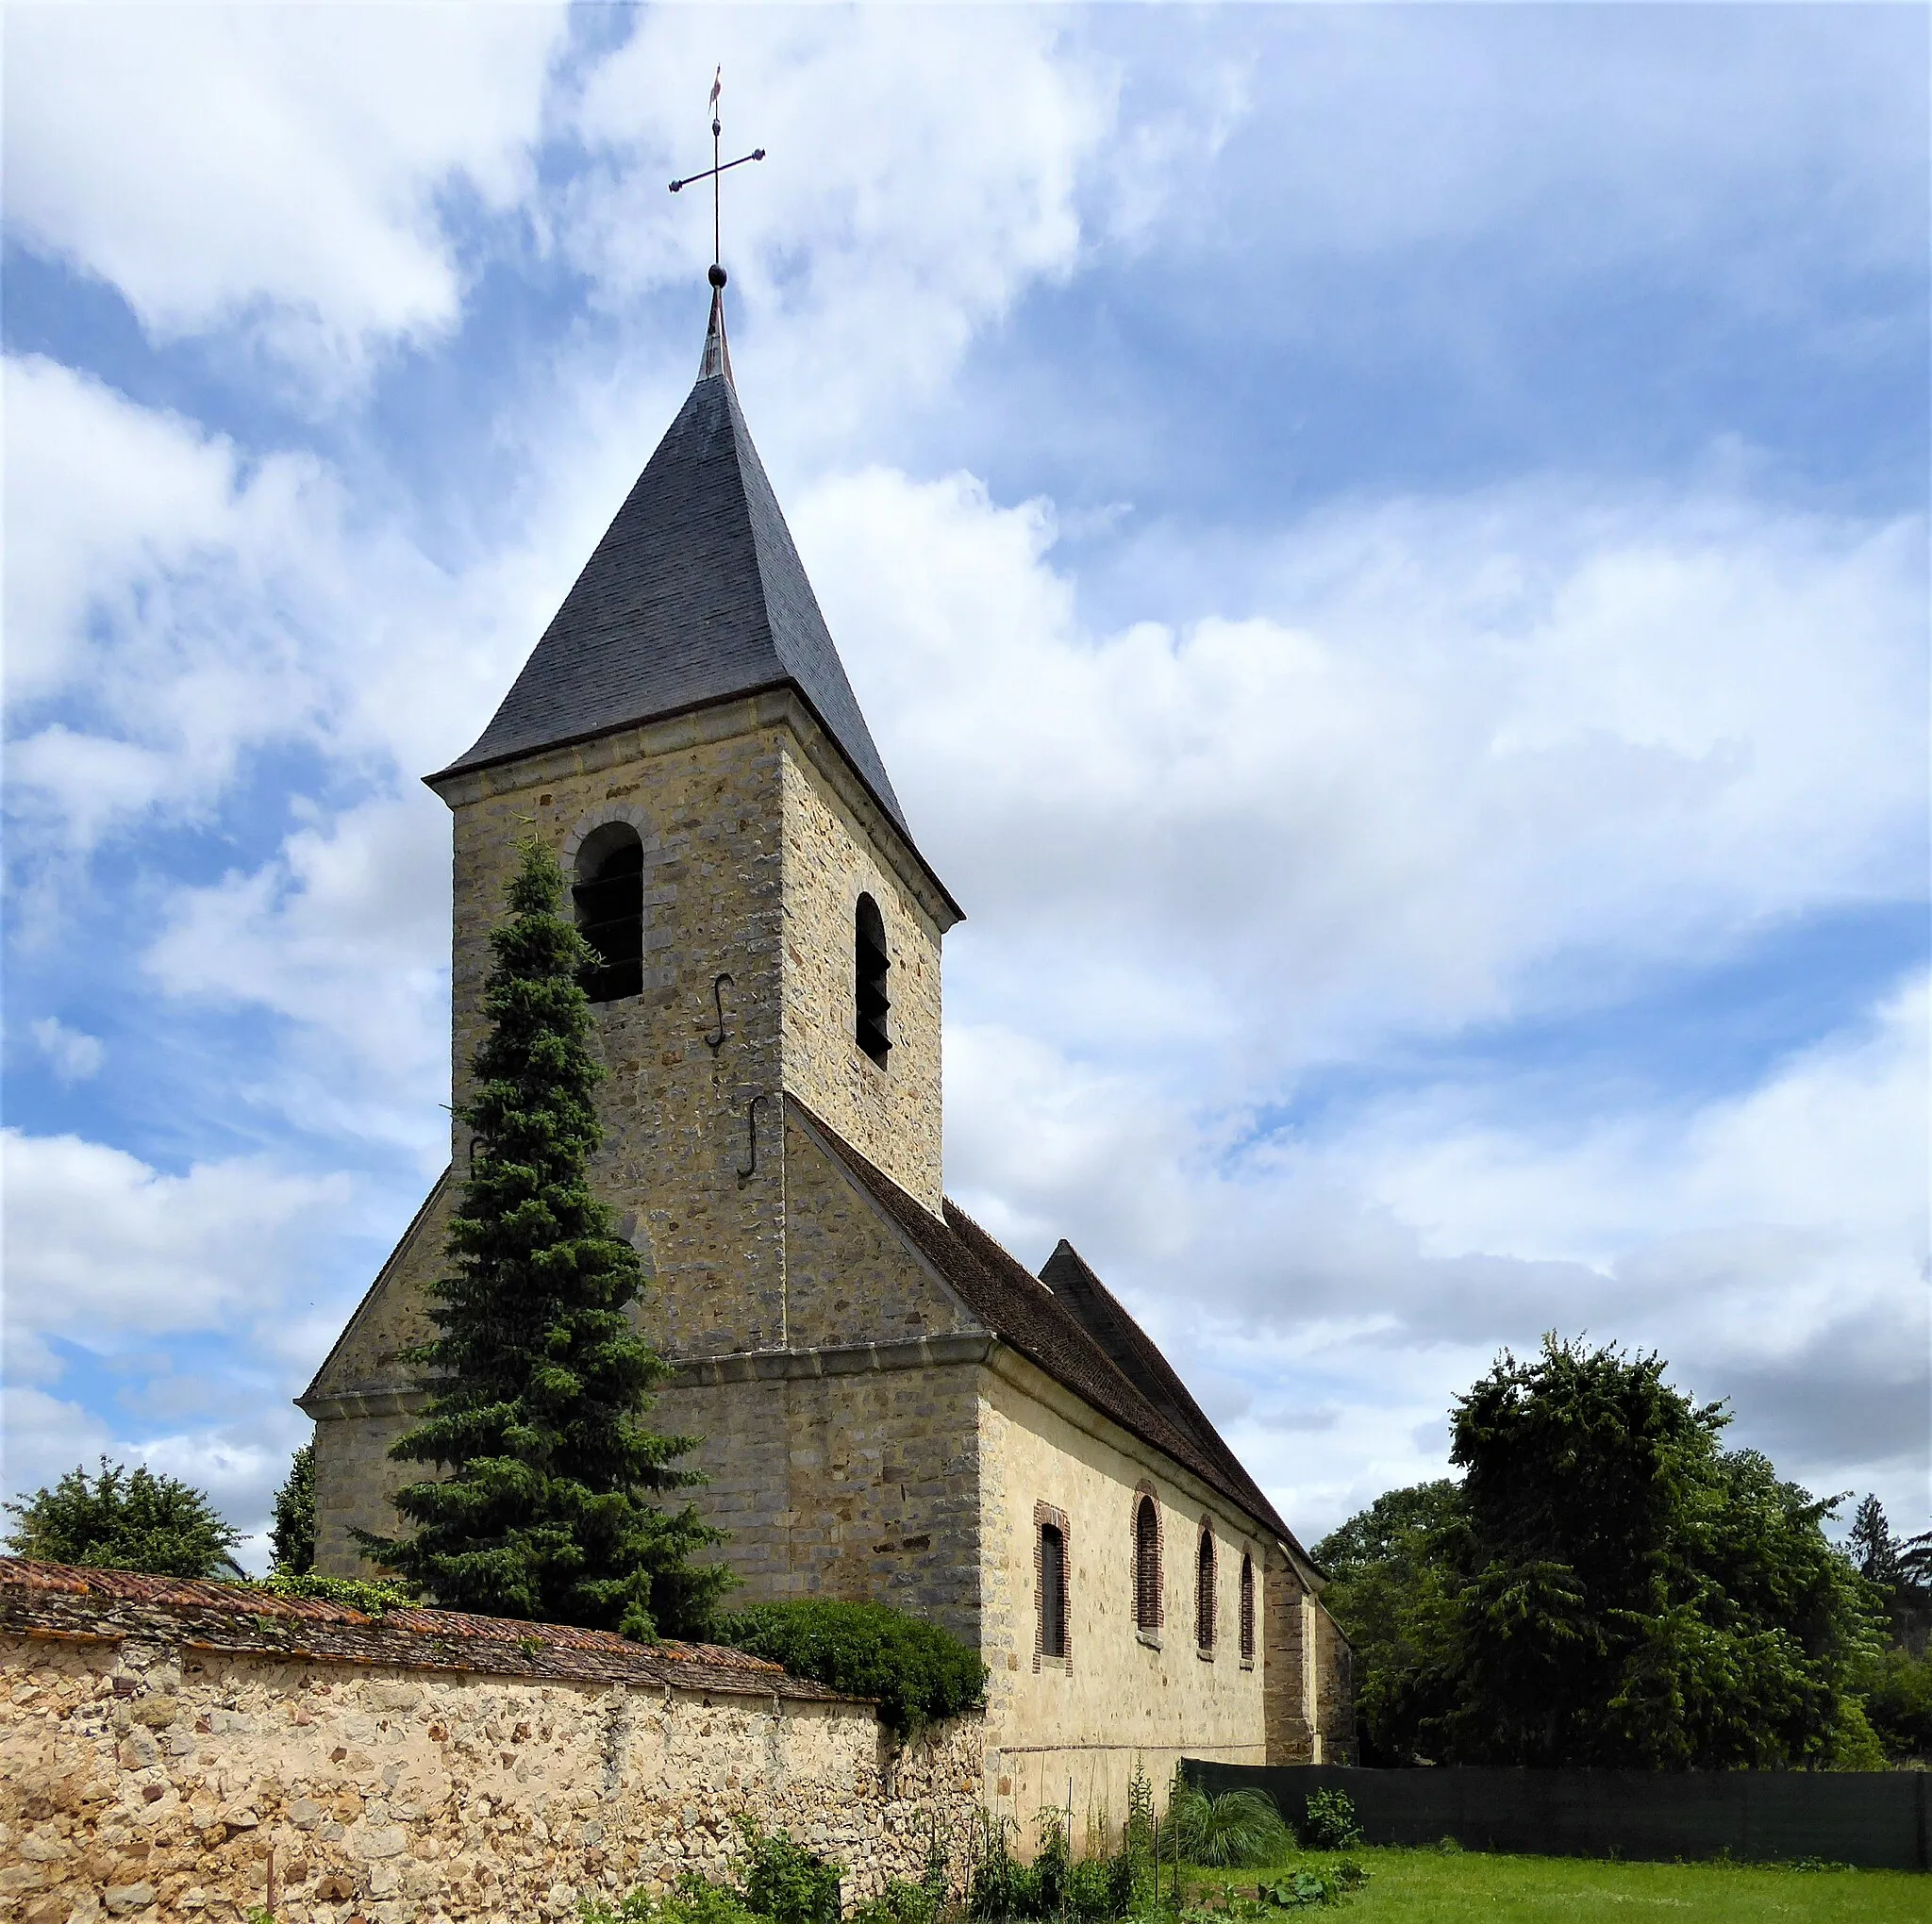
[738,1091,770,1186]
[706,971,734,1055]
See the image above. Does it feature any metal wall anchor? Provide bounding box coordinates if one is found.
[706,971,734,1054]
[738,1091,769,1186]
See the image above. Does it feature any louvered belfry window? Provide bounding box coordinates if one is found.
[1134,1494,1162,1633]
[1195,1524,1216,1652]
[573,827,644,1003]
[1239,1553,1256,1663]
[1040,1521,1069,1659]
[856,893,891,1066]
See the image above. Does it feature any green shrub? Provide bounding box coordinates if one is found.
[968,1812,1070,1922]
[1164,1773,1296,1867]
[1857,1645,1932,1761]
[714,1600,986,1735]
[245,1569,420,1615]
[1300,1790,1361,1852]
[582,1872,761,1924]
[581,1833,841,1924]
[1253,1863,1371,1910]
[1063,1852,1130,1924]
[739,1819,842,1924]
[850,1881,936,1924]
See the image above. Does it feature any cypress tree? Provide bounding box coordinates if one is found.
[358,838,727,1637]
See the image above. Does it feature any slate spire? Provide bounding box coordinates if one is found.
[435,286,911,844]
[699,276,732,386]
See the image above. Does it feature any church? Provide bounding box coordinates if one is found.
[300,274,1355,1815]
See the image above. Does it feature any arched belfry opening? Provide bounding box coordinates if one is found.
[856,892,891,1067]
[573,823,643,1003]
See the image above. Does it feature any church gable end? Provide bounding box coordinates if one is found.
[780,1103,983,1352]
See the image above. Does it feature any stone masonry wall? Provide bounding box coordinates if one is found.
[1313,1607,1356,1766]
[777,1107,975,1356]
[778,747,946,1216]
[0,1612,983,1924]
[440,698,792,1365]
[656,1348,988,1649]
[1258,1561,1316,1767]
[976,1352,1273,1833]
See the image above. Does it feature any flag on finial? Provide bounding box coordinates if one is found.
[709,66,722,124]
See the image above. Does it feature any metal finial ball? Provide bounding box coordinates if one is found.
[708,264,728,289]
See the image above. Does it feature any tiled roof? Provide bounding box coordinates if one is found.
[795,1105,1302,1555]
[433,293,908,854]
[0,1558,846,1701]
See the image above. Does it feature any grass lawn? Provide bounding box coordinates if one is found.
[1179,1849,1932,1921]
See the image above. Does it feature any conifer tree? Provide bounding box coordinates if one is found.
[269,1441,316,1573]
[358,838,727,1637]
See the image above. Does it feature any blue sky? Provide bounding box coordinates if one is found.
[4,4,1926,1567]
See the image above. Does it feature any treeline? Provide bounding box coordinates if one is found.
[1312,1335,1918,1770]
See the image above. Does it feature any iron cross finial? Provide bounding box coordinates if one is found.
[668,66,765,286]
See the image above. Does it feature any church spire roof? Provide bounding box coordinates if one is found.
[699,273,733,385]
[433,285,918,858]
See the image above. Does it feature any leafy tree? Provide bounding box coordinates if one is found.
[4,1458,242,1578]
[269,1441,316,1573]
[358,838,728,1637]
[1315,1336,1880,1769]
[1313,1481,1463,1765]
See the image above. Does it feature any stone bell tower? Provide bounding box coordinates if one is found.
[302,284,961,1572]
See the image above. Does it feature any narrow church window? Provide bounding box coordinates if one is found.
[1039,1518,1069,1661]
[1134,1493,1162,1634]
[856,893,891,1066]
[573,825,644,1003]
[1239,1553,1256,1664]
[1195,1524,1216,1653]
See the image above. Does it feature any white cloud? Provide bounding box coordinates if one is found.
[564,8,1116,446]
[0,1129,353,1382]
[978,974,1931,1542]
[1,356,542,873]
[27,1017,103,1086]
[1146,8,1924,287]
[795,468,1925,1083]
[3,3,566,385]
[0,1384,300,1575]
[3,357,342,846]
[0,1386,112,1516]
[145,794,453,1157]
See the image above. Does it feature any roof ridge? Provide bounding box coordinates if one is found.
[786,1097,1293,1546]
[1039,1239,1294,1547]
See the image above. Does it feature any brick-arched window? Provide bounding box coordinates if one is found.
[1195,1523,1216,1653]
[1239,1552,1256,1664]
[1035,1502,1071,1665]
[856,893,891,1067]
[573,823,643,1003]
[1134,1491,1162,1634]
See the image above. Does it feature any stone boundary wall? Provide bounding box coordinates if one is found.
[0,1563,984,1924]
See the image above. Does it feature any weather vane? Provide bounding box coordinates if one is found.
[669,67,765,287]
